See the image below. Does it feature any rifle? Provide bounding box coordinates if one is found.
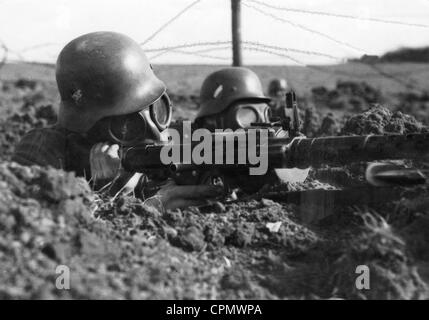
[267,90,300,136]
[122,91,429,193]
[122,129,429,191]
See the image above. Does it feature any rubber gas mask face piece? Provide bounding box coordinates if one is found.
[221,102,272,130]
[87,93,172,146]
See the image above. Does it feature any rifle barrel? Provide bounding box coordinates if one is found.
[281,133,429,168]
[123,133,429,172]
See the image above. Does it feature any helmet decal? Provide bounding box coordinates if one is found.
[213,84,223,98]
[71,89,83,104]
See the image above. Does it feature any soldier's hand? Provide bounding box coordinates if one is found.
[154,180,225,210]
[90,142,121,182]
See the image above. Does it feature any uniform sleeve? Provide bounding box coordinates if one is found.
[12,128,67,169]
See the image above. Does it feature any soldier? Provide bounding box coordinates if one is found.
[268,78,288,98]
[267,78,289,120]
[194,67,273,131]
[193,68,308,189]
[193,67,276,192]
[13,32,223,210]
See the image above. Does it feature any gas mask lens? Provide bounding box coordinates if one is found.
[234,103,271,128]
[236,107,259,128]
[104,93,172,146]
[150,93,172,130]
[265,107,272,121]
[108,111,147,145]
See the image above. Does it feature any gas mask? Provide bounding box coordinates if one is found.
[87,93,172,147]
[214,101,272,131]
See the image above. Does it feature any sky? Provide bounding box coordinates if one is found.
[0,0,429,65]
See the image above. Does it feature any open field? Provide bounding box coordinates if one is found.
[2,61,429,95]
[0,62,428,299]
[2,61,428,120]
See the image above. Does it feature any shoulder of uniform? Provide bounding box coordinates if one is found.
[17,127,68,149]
[12,127,68,169]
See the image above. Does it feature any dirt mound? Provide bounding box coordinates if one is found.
[0,162,97,298]
[342,104,427,135]
[0,119,36,162]
[301,105,321,137]
[0,162,320,299]
[396,92,429,124]
[312,81,384,112]
[300,103,343,138]
[318,113,341,136]
[0,163,229,299]
[0,102,57,161]
[328,212,428,299]
[14,79,39,91]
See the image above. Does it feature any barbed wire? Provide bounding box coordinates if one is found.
[246,0,429,29]
[147,41,342,66]
[192,45,232,54]
[146,41,232,59]
[243,45,357,76]
[244,46,386,88]
[244,41,341,61]
[145,40,342,61]
[243,2,367,54]
[149,45,234,61]
[152,48,230,61]
[146,40,342,61]
[243,45,304,65]
[140,0,204,46]
[241,45,298,87]
[151,41,339,63]
[145,41,232,53]
[245,45,428,92]
[243,2,428,92]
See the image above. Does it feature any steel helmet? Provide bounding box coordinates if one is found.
[196,67,270,119]
[56,31,166,133]
[268,78,288,97]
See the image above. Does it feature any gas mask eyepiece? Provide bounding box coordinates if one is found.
[87,93,172,146]
[224,102,272,130]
